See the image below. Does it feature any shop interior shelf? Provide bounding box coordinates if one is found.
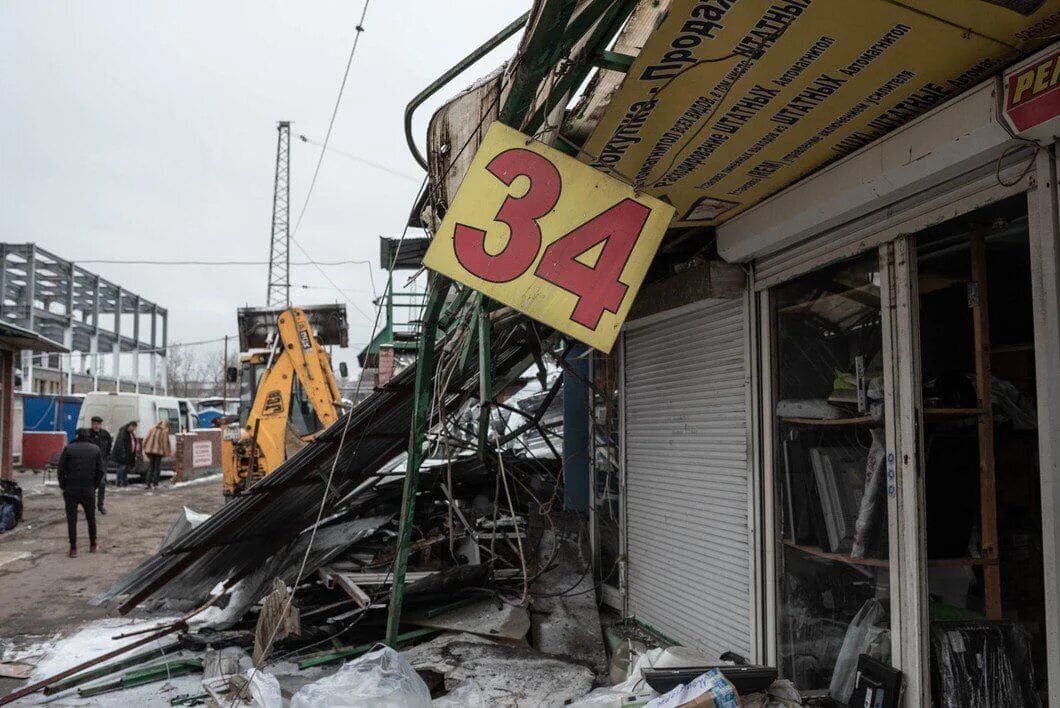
[782,539,888,567]
[778,415,875,426]
[776,283,879,317]
[782,538,998,569]
[778,408,984,426]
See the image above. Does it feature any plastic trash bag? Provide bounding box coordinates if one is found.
[291,645,431,708]
[742,679,803,708]
[645,668,739,708]
[223,668,282,708]
[569,646,717,706]
[829,598,887,703]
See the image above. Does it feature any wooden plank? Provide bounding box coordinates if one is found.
[782,539,889,568]
[971,229,1002,620]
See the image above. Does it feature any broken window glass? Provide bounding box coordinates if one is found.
[771,253,891,699]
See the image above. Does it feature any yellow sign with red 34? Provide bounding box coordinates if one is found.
[423,122,674,352]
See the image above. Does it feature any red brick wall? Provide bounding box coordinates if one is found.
[378,345,395,387]
[173,429,223,482]
[1,350,12,481]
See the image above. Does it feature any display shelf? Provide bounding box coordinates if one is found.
[782,540,889,567]
[779,415,874,426]
[776,283,879,317]
[991,342,1034,354]
[926,556,999,567]
[782,539,997,569]
[924,408,983,421]
[779,409,983,426]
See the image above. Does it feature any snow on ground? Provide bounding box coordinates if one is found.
[1,616,202,706]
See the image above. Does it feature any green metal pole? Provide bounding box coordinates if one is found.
[476,302,493,453]
[384,277,452,646]
[405,12,531,169]
[384,0,632,650]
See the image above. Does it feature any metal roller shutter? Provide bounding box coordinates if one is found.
[623,299,752,658]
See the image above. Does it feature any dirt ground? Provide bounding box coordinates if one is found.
[0,470,224,637]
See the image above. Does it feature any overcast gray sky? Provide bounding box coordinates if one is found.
[0,0,527,373]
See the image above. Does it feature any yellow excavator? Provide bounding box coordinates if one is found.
[221,304,349,498]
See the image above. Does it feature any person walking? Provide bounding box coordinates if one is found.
[142,420,171,488]
[87,416,112,514]
[57,429,103,557]
[111,421,138,487]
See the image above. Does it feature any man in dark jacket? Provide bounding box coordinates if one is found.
[58,429,103,557]
[87,416,113,514]
[111,421,138,487]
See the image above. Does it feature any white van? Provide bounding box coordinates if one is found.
[76,392,199,435]
[76,393,199,479]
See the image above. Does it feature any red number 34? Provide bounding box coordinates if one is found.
[453,148,650,330]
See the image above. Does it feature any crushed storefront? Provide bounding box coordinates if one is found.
[571,2,1060,705]
[7,1,1060,706]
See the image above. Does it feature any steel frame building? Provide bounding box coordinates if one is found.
[0,243,167,395]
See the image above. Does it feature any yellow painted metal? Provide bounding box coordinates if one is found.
[222,307,343,497]
[422,122,673,352]
[580,0,1060,228]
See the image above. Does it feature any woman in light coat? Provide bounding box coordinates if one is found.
[142,420,171,488]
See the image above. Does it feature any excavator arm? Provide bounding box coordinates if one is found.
[222,307,346,497]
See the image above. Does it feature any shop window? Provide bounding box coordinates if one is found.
[591,349,621,591]
[916,196,1047,704]
[771,253,890,699]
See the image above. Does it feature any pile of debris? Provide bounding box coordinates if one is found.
[0,311,808,705]
[0,444,614,705]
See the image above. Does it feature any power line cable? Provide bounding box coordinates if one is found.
[243,15,527,681]
[242,176,430,692]
[75,257,380,300]
[276,1,387,324]
[291,1,371,239]
[296,134,420,184]
[74,258,374,266]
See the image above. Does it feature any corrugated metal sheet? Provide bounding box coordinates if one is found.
[99,317,548,612]
[623,299,752,657]
[564,0,672,143]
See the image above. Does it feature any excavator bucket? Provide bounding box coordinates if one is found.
[237,303,348,350]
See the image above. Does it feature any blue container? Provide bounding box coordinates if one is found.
[22,395,83,442]
[197,409,223,428]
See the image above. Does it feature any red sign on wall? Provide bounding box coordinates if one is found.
[1004,47,1060,135]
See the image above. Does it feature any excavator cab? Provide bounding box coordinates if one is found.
[222,304,349,498]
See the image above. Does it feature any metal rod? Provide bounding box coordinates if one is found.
[477,302,493,453]
[0,621,188,705]
[404,12,530,170]
[77,659,203,698]
[300,628,439,669]
[43,644,178,695]
[384,278,453,645]
[222,334,229,412]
